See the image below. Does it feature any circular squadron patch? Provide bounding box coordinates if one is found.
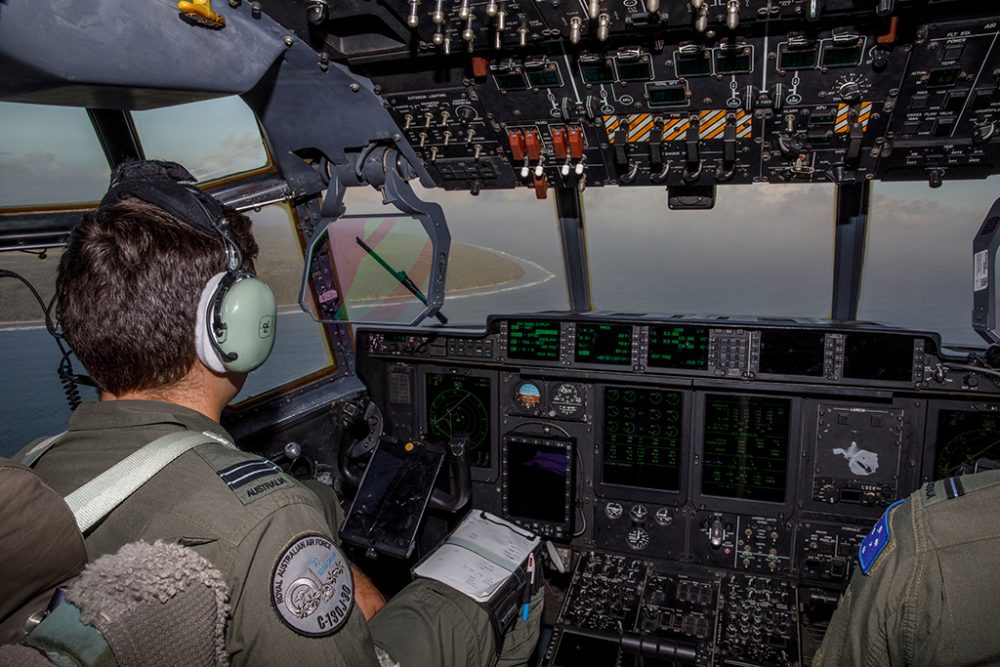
[271,533,354,636]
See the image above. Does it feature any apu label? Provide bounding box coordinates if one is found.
[272,533,354,636]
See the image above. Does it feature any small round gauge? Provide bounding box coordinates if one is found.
[626,527,651,551]
[513,381,543,411]
[630,503,648,523]
[551,383,585,418]
[655,507,673,527]
[605,502,624,520]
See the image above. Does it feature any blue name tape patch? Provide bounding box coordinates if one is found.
[858,498,905,575]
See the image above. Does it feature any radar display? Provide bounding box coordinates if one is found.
[702,395,791,503]
[602,386,683,491]
[934,409,1000,479]
[426,373,492,468]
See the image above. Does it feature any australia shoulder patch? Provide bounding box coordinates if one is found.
[272,533,354,636]
[858,498,905,575]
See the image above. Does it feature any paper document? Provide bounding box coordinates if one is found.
[413,510,540,602]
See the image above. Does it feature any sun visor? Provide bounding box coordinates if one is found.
[0,0,289,110]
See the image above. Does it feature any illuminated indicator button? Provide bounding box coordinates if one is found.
[405,442,415,452]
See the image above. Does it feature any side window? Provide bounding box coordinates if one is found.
[0,248,97,456]
[131,96,269,182]
[0,102,111,207]
[233,204,338,403]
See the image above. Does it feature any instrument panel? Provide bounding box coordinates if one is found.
[356,314,1000,665]
[298,3,1000,193]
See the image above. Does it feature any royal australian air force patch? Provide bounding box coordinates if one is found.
[272,533,354,636]
[858,498,905,575]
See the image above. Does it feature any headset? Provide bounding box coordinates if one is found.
[99,160,277,374]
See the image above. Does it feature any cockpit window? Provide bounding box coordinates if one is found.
[859,178,999,349]
[585,184,836,320]
[131,96,269,182]
[0,102,111,208]
[332,185,570,327]
[233,203,338,403]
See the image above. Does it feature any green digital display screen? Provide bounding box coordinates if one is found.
[527,69,561,88]
[714,49,753,75]
[647,325,709,370]
[507,320,561,361]
[575,323,632,365]
[603,386,683,491]
[928,67,962,89]
[494,71,528,91]
[648,85,688,106]
[702,395,791,503]
[778,46,818,70]
[426,373,492,468]
[675,52,712,77]
[580,60,616,84]
[821,44,863,68]
[616,60,652,81]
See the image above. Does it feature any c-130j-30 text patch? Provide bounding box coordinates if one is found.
[272,533,355,636]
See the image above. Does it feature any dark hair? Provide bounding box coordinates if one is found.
[56,198,258,395]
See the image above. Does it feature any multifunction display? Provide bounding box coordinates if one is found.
[425,373,493,468]
[702,395,791,503]
[503,435,575,539]
[934,408,1000,479]
[647,325,709,370]
[758,330,826,377]
[507,320,561,361]
[843,333,915,382]
[575,324,632,365]
[602,386,683,492]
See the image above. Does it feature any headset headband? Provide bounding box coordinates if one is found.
[99,160,243,271]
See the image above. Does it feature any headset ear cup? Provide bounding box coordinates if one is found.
[212,275,277,373]
[195,272,229,374]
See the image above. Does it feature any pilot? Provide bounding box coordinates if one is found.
[17,160,541,666]
[812,467,1000,666]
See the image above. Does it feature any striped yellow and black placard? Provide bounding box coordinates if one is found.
[603,110,753,143]
[834,102,873,134]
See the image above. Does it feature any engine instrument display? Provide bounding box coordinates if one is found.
[647,325,709,370]
[843,333,916,382]
[425,373,493,468]
[602,386,684,492]
[502,434,575,539]
[934,408,1000,479]
[507,320,561,361]
[702,395,792,504]
[758,330,826,377]
[575,323,632,365]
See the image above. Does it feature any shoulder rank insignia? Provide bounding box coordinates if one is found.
[217,458,281,489]
[858,498,905,575]
[272,533,354,636]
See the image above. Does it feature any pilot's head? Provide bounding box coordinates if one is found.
[56,160,272,399]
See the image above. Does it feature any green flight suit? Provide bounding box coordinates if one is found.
[813,469,1000,667]
[21,400,541,667]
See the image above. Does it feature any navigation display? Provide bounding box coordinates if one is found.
[575,323,632,365]
[701,395,791,503]
[425,373,493,468]
[843,333,915,382]
[934,408,1000,479]
[602,386,683,491]
[647,325,709,370]
[504,436,574,530]
[507,320,561,361]
[758,330,826,377]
